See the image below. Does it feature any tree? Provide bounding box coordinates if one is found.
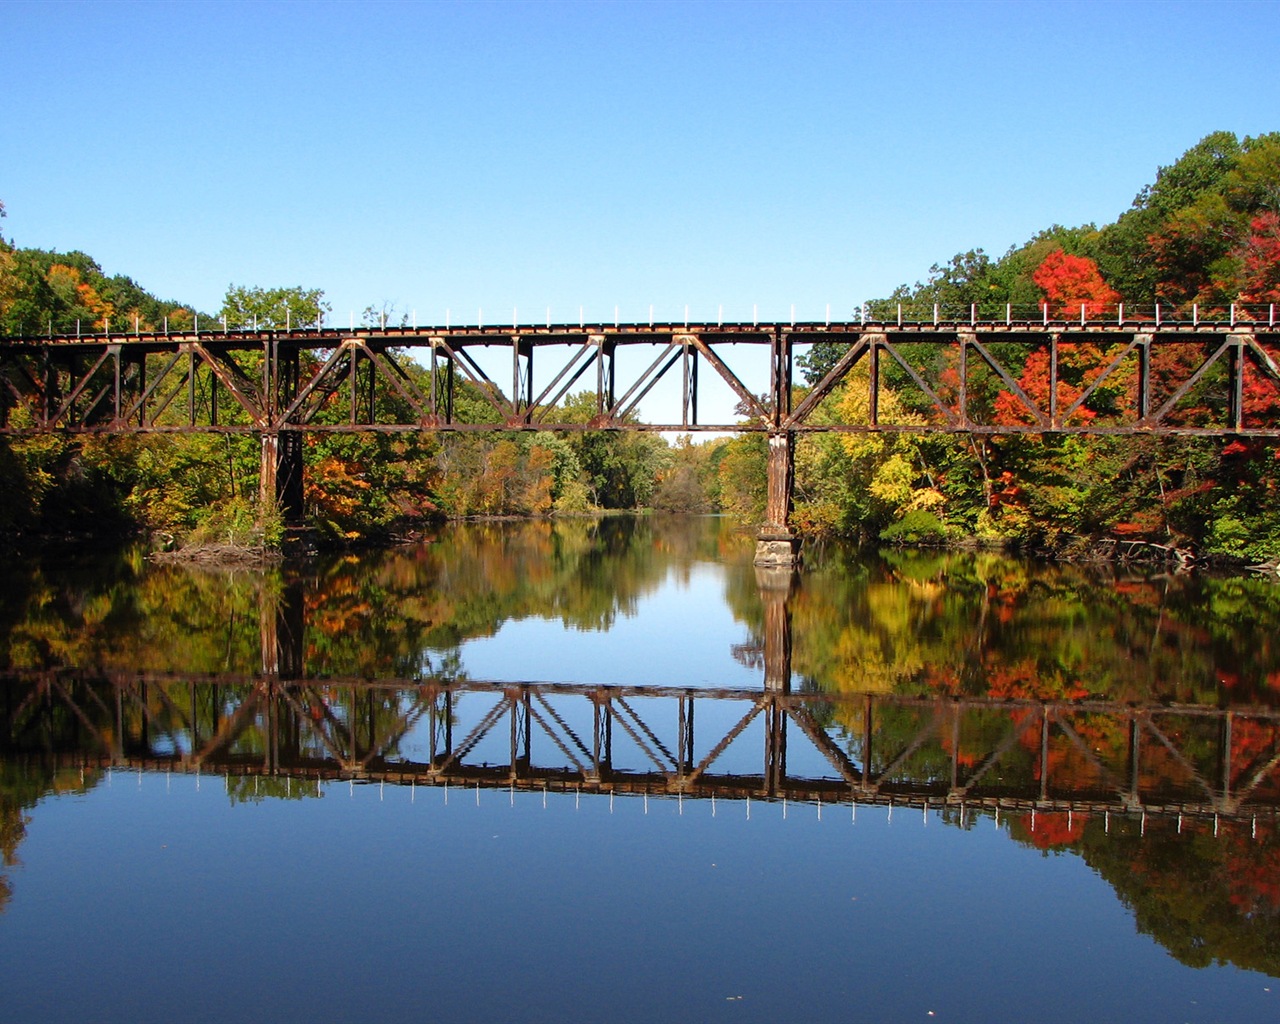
[1238,212,1280,303]
[219,284,329,329]
[1032,249,1121,318]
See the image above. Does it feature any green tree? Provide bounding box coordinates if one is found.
[220,284,329,329]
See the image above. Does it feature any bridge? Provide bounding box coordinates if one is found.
[5,669,1279,826]
[4,308,1279,563]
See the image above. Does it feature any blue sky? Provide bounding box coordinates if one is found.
[3,0,1276,327]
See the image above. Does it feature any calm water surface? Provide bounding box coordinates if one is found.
[2,516,1279,1023]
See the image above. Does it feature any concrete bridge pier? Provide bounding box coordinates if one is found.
[754,432,801,566]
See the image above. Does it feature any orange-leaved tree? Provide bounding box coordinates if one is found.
[1033,249,1121,319]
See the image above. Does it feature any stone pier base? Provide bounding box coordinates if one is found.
[753,533,802,567]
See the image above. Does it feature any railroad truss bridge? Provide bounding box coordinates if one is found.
[4,669,1279,829]
[3,311,1279,563]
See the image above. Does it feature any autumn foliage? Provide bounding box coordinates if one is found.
[1032,249,1122,318]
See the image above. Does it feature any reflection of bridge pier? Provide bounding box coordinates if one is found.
[260,581,305,679]
[758,563,797,795]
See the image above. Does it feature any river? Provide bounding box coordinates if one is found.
[1,516,1278,1022]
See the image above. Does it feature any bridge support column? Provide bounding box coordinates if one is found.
[261,580,305,679]
[754,431,801,566]
[259,430,305,525]
[756,564,795,693]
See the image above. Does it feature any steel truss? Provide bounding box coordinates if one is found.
[5,670,1280,821]
[2,321,1279,437]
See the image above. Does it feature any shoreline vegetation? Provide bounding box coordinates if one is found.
[3,131,1280,574]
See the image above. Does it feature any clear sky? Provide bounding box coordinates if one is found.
[2,0,1276,327]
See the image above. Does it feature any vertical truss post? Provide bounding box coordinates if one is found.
[593,690,613,781]
[768,326,786,429]
[41,348,55,427]
[348,340,359,425]
[862,695,874,792]
[210,364,219,426]
[685,695,694,774]
[593,336,614,418]
[1136,333,1152,421]
[188,346,196,426]
[522,688,531,768]
[1221,711,1234,810]
[428,696,438,768]
[257,429,304,524]
[950,708,961,792]
[678,694,688,781]
[261,586,280,678]
[265,678,277,774]
[754,327,800,564]
[868,333,880,426]
[1040,707,1051,801]
[278,581,305,679]
[512,337,533,418]
[112,345,122,422]
[1049,333,1060,427]
[765,693,787,798]
[1228,334,1249,431]
[133,351,147,428]
[681,338,698,427]
[262,338,274,425]
[430,339,455,424]
[273,340,304,524]
[68,352,80,426]
[509,687,520,780]
[958,331,969,424]
[1128,713,1141,806]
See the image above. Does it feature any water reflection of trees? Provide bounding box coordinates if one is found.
[1005,813,1280,978]
[5,523,1280,978]
[0,517,745,680]
[726,546,1280,707]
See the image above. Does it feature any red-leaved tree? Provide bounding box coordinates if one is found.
[1239,212,1280,304]
[1033,249,1122,319]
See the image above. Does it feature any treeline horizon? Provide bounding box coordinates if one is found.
[1,129,1279,561]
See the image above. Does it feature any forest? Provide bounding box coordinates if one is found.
[1,130,1279,562]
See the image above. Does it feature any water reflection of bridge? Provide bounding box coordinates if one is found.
[5,670,1280,823]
